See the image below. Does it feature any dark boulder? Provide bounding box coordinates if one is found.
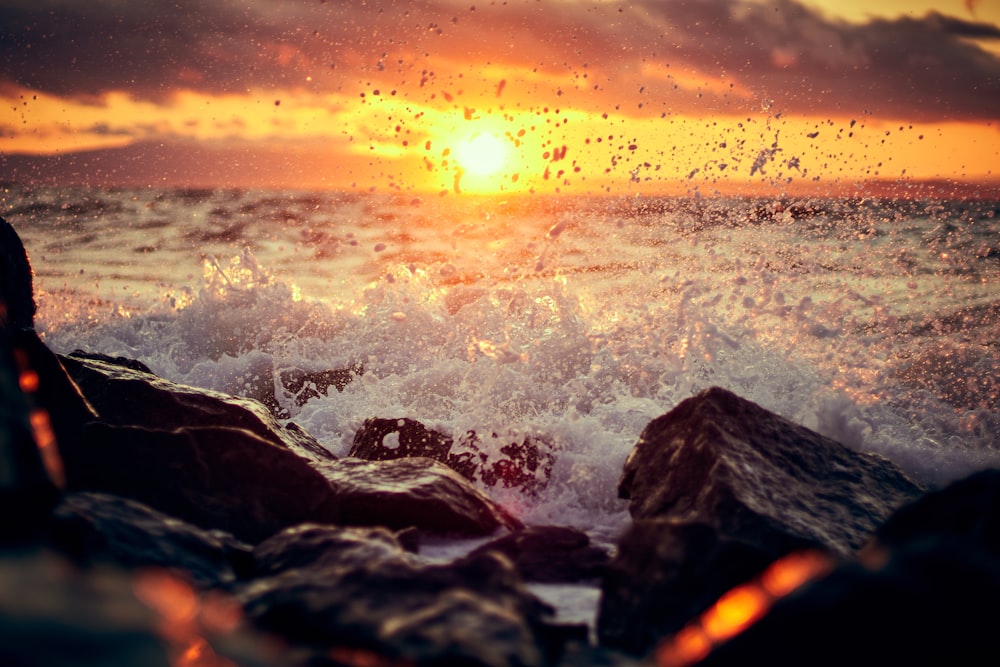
[351,417,556,496]
[62,422,342,544]
[618,387,923,556]
[596,519,817,656]
[870,466,1000,555]
[687,538,1000,666]
[59,351,335,464]
[314,456,523,535]
[468,525,610,583]
[0,216,36,330]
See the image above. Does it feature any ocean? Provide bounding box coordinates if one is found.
[3,184,999,625]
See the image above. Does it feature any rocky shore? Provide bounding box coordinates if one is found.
[3,215,1000,666]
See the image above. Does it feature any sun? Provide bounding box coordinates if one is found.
[454,132,509,178]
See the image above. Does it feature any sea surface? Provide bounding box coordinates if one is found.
[4,185,999,625]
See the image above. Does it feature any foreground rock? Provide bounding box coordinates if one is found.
[241,523,573,667]
[597,519,816,655]
[602,386,924,657]
[618,386,923,556]
[351,417,556,495]
[681,469,1000,666]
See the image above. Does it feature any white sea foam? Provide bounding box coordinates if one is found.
[11,189,1000,533]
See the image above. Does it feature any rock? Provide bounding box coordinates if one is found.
[870,466,1000,556]
[277,363,363,407]
[240,543,560,667]
[0,216,36,330]
[1,328,65,542]
[231,358,363,419]
[468,525,610,583]
[50,491,255,589]
[59,351,335,464]
[596,519,815,656]
[314,457,524,535]
[687,536,1000,666]
[618,387,923,556]
[62,422,342,544]
[350,417,556,495]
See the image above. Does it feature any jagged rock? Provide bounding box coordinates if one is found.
[240,544,560,667]
[468,525,610,583]
[62,422,342,544]
[50,491,255,589]
[618,386,923,556]
[314,457,523,535]
[59,351,335,464]
[596,519,817,656]
[350,417,556,495]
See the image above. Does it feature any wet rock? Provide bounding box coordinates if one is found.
[59,351,335,464]
[0,548,288,667]
[618,386,923,556]
[468,525,610,583]
[351,417,556,496]
[596,519,812,656]
[278,363,363,407]
[62,422,342,544]
[240,544,559,667]
[314,457,523,535]
[50,491,255,589]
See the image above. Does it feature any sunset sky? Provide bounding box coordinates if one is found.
[2,0,998,196]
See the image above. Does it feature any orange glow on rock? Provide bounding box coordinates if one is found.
[759,549,834,597]
[655,625,712,667]
[132,569,199,627]
[656,550,836,666]
[700,583,771,642]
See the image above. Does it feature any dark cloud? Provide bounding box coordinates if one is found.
[2,0,998,121]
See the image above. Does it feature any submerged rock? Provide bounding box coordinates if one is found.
[351,417,556,496]
[618,386,923,556]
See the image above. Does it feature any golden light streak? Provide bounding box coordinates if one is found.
[656,550,835,667]
[3,83,998,194]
